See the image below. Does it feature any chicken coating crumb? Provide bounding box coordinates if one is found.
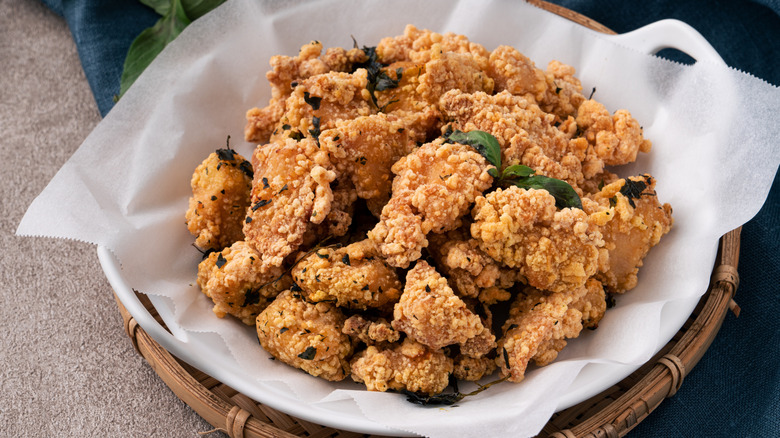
[392,261,485,350]
[369,139,494,268]
[185,149,253,251]
[350,338,454,395]
[243,137,335,267]
[342,314,400,346]
[291,239,403,311]
[256,290,352,381]
[197,241,290,325]
[587,175,673,293]
[471,187,605,293]
[453,354,497,382]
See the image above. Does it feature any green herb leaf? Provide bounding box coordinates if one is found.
[298,346,317,360]
[512,175,583,210]
[119,0,190,98]
[501,164,535,179]
[242,289,260,307]
[443,128,502,170]
[215,253,227,269]
[619,176,651,208]
[120,0,225,100]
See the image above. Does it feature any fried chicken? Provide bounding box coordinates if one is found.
[270,70,374,144]
[453,354,497,382]
[376,24,490,68]
[471,187,606,293]
[342,314,401,346]
[369,139,494,268]
[256,290,353,381]
[350,337,454,395]
[495,282,592,382]
[487,45,586,119]
[243,137,335,267]
[185,149,253,251]
[319,113,419,215]
[391,261,485,350]
[439,89,588,188]
[291,239,403,311]
[576,99,652,166]
[245,41,365,143]
[197,241,290,325]
[587,175,673,293]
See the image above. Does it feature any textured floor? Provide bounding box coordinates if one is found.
[0,1,219,436]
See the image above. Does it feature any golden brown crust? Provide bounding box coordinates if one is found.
[256,290,353,381]
[197,241,290,325]
[291,239,402,311]
[350,338,454,395]
[186,150,253,251]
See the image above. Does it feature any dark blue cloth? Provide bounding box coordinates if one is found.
[42,0,779,436]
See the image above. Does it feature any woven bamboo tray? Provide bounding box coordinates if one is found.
[111,2,743,437]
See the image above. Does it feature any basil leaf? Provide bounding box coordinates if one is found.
[619,176,650,208]
[512,175,583,210]
[501,164,535,179]
[140,0,170,15]
[444,129,502,170]
[181,0,225,20]
[119,0,190,97]
[297,346,317,360]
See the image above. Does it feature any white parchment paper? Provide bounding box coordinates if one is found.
[18,0,780,436]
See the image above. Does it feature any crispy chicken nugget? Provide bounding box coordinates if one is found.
[471,187,606,293]
[342,314,401,347]
[376,24,490,69]
[256,290,352,381]
[291,239,403,311]
[350,337,454,395]
[392,261,485,350]
[245,41,365,143]
[369,139,494,268]
[576,99,652,166]
[587,175,673,293]
[320,113,418,215]
[495,283,589,382]
[243,137,335,267]
[197,241,290,325]
[186,149,253,251]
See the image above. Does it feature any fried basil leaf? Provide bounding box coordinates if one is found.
[443,128,502,170]
[511,174,583,210]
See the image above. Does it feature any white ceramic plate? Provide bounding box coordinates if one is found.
[102,13,726,437]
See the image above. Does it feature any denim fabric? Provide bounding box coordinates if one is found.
[41,0,779,436]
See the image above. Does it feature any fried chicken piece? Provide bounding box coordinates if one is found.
[471,187,606,293]
[245,41,365,143]
[495,283,590,382]
[439,89,588,188]
[256,290,352,381]
[350,338,454,395]
[453,354,497,382]
[487,46,586,119]
[320,113,418,215]
[291,239,403,311]
[376,24,491,69]
[587,175,673,293]
[576,99,652,166]
[342,314,401,346]
[243,137,335,267]
[392,261,485,350]
[185,149,253,251]
[270,70,374,144]
[368,139,494,268]
[427,228,522,299]
[197,241,290,325]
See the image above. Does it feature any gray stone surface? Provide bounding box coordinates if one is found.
[0,1,219,436]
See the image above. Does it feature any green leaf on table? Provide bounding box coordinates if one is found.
[119,0,190,98]
[180,0,226,20]
[140,0,171,16]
